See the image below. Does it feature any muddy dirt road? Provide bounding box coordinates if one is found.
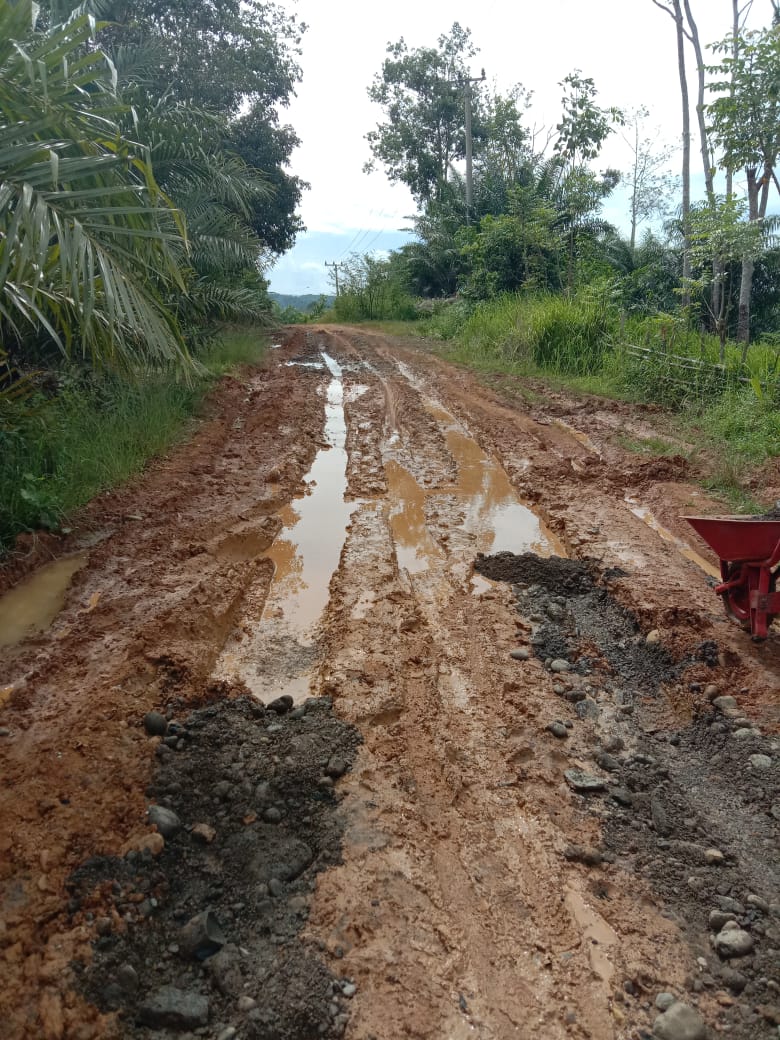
[0,327,778,1040]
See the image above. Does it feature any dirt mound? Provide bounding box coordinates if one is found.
[69,695,360,1039]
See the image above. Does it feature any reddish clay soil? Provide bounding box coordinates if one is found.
[0,326,778,1040]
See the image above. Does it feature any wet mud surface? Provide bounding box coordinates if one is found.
[478,550,780,1039]
[1,324,779,1039]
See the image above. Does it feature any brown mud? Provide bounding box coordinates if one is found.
[0,325,778,1040]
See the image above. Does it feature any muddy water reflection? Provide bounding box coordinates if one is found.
[217,353,359,701]
[387,400,565,576]
[0,555,87,650]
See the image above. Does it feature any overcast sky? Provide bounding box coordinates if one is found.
[267,0,767,295]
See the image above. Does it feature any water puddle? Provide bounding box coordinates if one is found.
[0,554,88,650]
[625,497,720,579]
[564,886,618,983]
[385,398,565,580]
[554,419,601,456]
[216,353,359,702]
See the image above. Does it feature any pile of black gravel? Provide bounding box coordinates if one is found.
[69,695,361,1039]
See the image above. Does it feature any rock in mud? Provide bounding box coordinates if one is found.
[749,754,773,772]
[137,985,209,1029]
[143,711,168,737]
[652,1001,706,1040]
[714,926,754,958]
[575,697,599,720]
[547,722,568,739]
[267,695,294,715]
[325,755,349,779]
[712,696,738,714]
[709,910,737,932]
[179,910,227,960]
[563,844,603,866]
[550,659,571,673]
[147,805,182,839]
[192,822,216,844]
[564,769,606,793]
[655,993,676,1011]
[704,848,725,865]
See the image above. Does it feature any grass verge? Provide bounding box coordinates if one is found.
[0,327,270,554]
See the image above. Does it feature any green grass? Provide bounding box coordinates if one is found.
[0,327,269,553]
[615,433,682,456]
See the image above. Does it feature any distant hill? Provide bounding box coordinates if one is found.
[269,292,334,312]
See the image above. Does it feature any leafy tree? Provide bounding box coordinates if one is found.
[365,23,479,205]
[707,23,780,344]
[45,0,305,118]
[555,71,623,165]
[621,107,678,250]
[0,1,189,370]
[687,196,765,354]
[228,107,306,256]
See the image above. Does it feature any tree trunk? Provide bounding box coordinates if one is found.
[682,0,723,327]
[737,166,760,348]
[674,0,692,307]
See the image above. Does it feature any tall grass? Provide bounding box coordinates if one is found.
[431,291,616,376]
[0,328,269,553]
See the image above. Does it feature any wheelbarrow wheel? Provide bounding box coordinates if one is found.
[721,562,777,631]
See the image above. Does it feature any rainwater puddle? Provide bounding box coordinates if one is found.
[554,419,601,455]
[216,353,359,702]
[564,886,618,983]
[625,496,720,580]
[386,399,566,579]
[0,555,87,650]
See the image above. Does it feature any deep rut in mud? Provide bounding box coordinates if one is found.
[0,325,779,1040]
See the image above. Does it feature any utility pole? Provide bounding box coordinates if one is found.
[460,68,485,223]
[325,261,342,296]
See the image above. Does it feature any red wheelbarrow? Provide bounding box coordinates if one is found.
[683,515,780,640]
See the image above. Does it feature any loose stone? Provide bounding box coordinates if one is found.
[137,986,209,1030]
[575,698,599,720]
[510,648,530,661]
[267,695,294,715]
[750,754,773,772]
[547,722,568,739]
[192,823,217,844]
[564,769,606,793]
[652,1001,706,1040]
[147,805,182,840]
[714,927,754,958]
[263,806,283,824]
[143,711,168,737]
[712,696,737,713]
[655,993,676,1012]
[550,659,571,673]
[563,844,603,866]
[704,848,725,866]
[325,755,348,779]
[709,910,736,932]
[645,629,661,645]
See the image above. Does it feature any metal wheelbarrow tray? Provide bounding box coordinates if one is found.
[683,515,780,640]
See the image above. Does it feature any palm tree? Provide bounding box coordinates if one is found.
[0,0,190,370]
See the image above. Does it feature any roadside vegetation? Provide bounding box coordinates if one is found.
[0,0,305,552]
[327,11,780,507]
